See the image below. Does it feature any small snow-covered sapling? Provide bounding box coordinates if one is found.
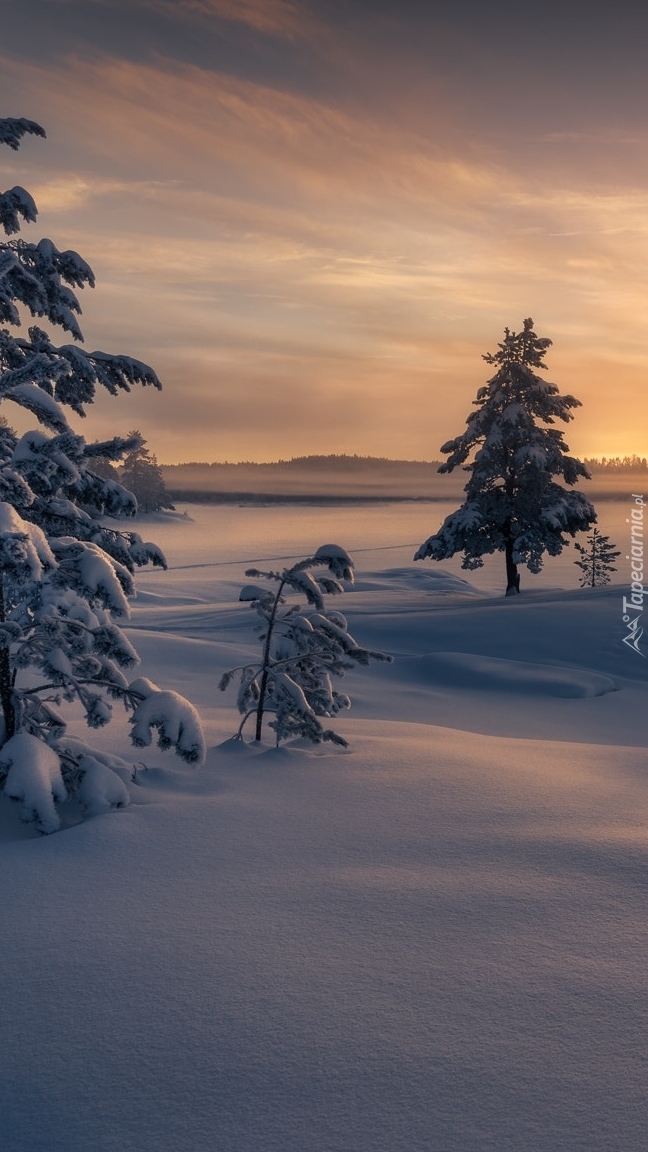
[220,544,391,746]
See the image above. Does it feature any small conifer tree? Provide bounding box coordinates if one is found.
[574,528,620,587]
[416,319,595,594]
[220,545,391,746]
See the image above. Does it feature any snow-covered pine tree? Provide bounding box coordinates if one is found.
[574,528,620,587]
[415,319,596,594]
[220,545,391,746]
[120,430,174,513]
[0,116,204,832]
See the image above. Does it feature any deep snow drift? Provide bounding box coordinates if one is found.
[2,505,647,1152]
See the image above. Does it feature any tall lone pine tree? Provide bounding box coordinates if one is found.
[0,117,204,832]
[416,319,596,594]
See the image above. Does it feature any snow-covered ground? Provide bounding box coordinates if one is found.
[3,503,648,1152]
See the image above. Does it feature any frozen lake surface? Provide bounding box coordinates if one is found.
[137,497,636,596]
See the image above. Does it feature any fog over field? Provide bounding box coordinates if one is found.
[161,457,460,501]
[161,456,646,503]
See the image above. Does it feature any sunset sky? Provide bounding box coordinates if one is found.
[2,0,648,463]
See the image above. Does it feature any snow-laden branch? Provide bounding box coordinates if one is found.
[0,118,46,151]
[128,677,206,765]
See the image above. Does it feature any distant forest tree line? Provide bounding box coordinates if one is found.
[159,456,461,503]
[582,455,648,471]
[161,452,648,472]
[164,455,442,470]
[157,452,648,506]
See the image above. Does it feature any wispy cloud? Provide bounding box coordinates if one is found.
[174,0,311,38]
[2,38,648,460]
[41,0,313,37]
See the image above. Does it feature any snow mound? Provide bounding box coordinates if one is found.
[1,732,66,833]
[239,583,268,601]
[353,566,482,595]
[77,754,131,817]
[134,589,207,606]
[395,651,617,698]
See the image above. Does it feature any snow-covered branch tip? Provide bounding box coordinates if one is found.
[222,545,391,747]
[128,678,206,766]
[0,118,46,151]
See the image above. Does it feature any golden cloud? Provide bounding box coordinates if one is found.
[3,50,648,459]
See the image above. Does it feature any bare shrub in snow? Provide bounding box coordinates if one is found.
[416,319,596,594]
[220,544,391,746]
[0,117,204,833]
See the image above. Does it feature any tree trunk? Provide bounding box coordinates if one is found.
[254,580,284,742]
[0,576,15,739]
[505,537,520,596]
[254,667,269,742]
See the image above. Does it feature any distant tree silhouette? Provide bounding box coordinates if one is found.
[88,455,121,483]
[120,431,174,513]
[583,455,648,472]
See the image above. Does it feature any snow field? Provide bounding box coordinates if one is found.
[3,724,648,1151]
[2,505,648,1151]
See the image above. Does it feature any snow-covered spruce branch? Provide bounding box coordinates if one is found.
[15,675,204,762]
[0,116,204,833]
[220,545,391,746]
[0,118,46,151]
